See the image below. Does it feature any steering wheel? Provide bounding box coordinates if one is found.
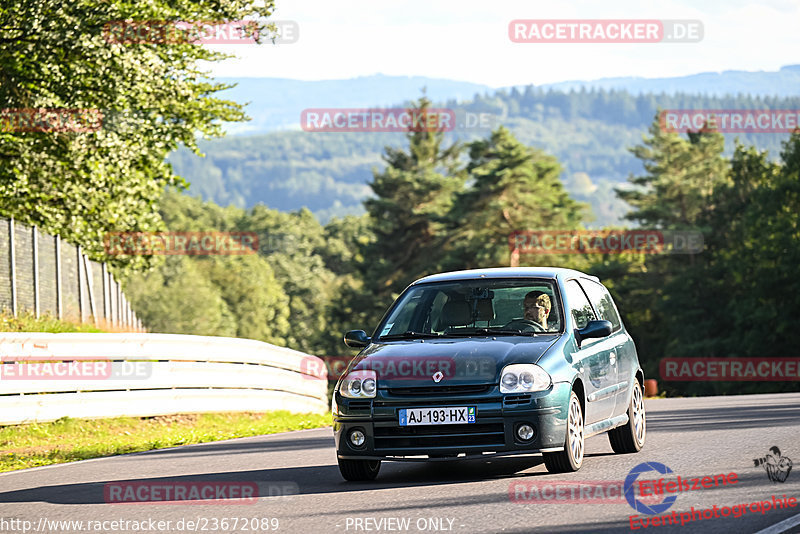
[503,318,546,333]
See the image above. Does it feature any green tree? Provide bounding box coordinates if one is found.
[0,0,275,271]
[122,192,294,347]
[617,122,728,229]
[444,126,588,269]
[606,120,728,378]
[243,205,336,353]
[363,96,465,309]
[124,256,236,336]
[320,214,378,350]
[195,255,291,346]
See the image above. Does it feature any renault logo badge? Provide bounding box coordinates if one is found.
[432,371,444,383]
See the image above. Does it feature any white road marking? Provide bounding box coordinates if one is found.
[753,512,800,534]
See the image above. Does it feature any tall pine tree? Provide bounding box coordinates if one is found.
[443,126,587,269]
[361,97,465,312]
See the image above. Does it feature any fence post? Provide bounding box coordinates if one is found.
[55,235,62,319]
[83,256,98,327]
[102,263,109,322]
[122,284,126,328]
[77,245,85,323]
[33,225,39,318]
[112,278,118,327]
[117,282,123,327]
[9,217,16,317]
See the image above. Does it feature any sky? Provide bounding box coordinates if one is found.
[205,0,800,87]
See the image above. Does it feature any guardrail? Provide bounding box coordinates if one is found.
[0,333,329,425]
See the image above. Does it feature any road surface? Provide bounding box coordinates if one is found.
[1,393,799,534]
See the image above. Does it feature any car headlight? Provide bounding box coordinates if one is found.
[340,370,377,398]
[500,364,551,393]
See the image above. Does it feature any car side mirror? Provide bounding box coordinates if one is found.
[575,320,613,347]
[344,330,371,348]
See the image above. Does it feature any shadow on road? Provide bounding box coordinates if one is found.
[137,435,337,458]
[0,452,577,506]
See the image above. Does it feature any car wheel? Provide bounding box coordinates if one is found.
[608,379,646,453]
[544,391,584,473]
[338,458,381,481]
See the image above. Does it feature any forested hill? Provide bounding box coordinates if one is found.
[168,87,800,226]
[541,64,800,97]
[213,67,800,135]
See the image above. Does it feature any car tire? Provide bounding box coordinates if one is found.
[543,391,584,473]
[608,379,646,454]
[338,458,381,481]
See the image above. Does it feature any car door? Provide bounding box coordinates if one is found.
[564,279,616,424]
[579,279,631,418]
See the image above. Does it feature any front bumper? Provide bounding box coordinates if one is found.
[333,382,571,460]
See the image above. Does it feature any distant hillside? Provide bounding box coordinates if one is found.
[216,74,492,135]
[538,64,800,98]
[214,66,800,135]
[170,87,800,227]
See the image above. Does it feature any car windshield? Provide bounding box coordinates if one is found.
[376,279,562,339]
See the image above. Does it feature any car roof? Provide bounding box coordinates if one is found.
[411,267,600,285]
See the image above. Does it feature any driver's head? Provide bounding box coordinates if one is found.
[524,291,551,327]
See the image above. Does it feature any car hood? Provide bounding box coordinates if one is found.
[348,335,561,387]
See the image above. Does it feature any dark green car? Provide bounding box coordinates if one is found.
[333,267,646,481]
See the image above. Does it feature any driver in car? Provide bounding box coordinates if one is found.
[524,291,552,330]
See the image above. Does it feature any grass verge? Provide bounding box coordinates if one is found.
[0,311,105,333]
[0,411,331,473]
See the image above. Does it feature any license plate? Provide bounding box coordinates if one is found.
[399,406,476,426]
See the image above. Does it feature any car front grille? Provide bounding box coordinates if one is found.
[347,400,372,412]
[386,385,493,396]
[503,394,532,406]
[373,422,505,450]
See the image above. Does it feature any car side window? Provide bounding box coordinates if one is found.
[580,280,622,331]
[565,280,596,329]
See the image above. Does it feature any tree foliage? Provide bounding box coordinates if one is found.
[444,126,587,269]
[362,97,465,305]
[0,0,274,272]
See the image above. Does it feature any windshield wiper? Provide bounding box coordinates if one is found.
[379,331,443,340]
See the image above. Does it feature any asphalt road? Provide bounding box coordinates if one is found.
[1,393,799,534]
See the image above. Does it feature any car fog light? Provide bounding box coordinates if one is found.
[349,429,366,447]
[516,423,535,441]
